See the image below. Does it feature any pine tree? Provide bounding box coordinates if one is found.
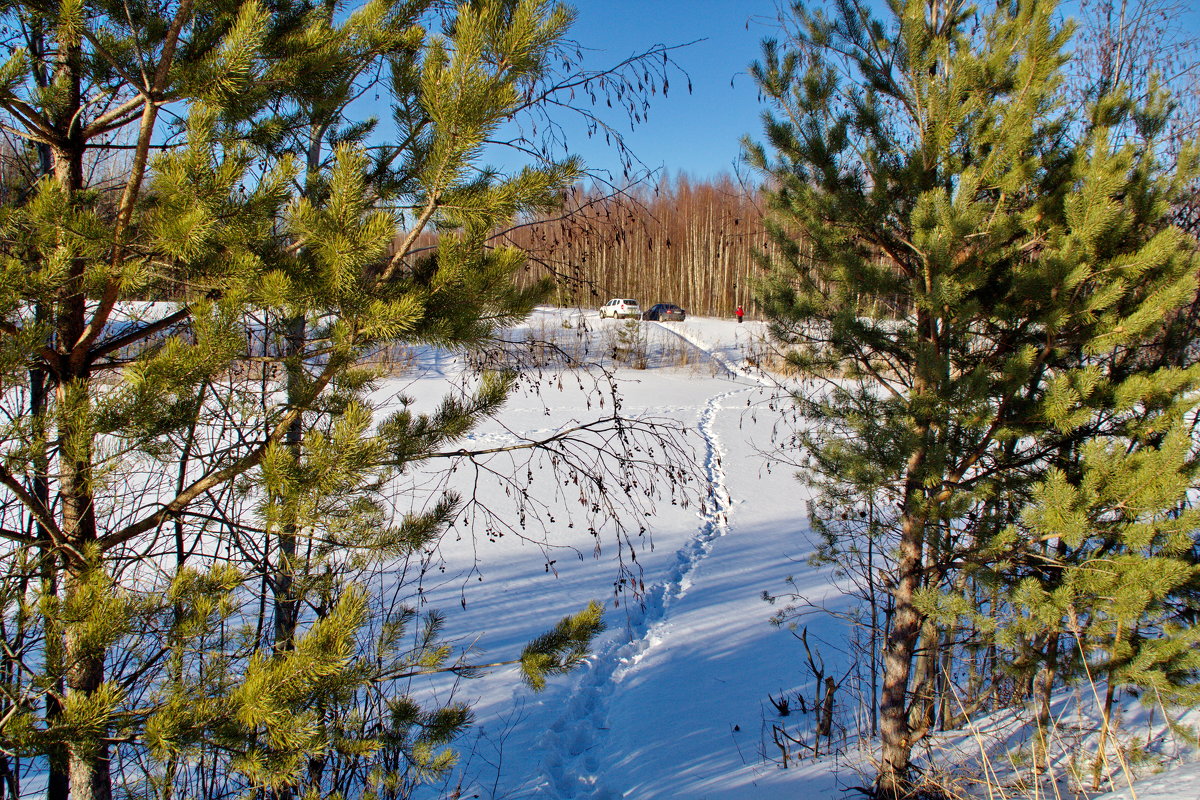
[0,1,658,797]
[985,412,1200,781]
[747,0,1200,794]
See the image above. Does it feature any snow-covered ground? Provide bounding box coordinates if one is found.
[393,307,1200,800]
[396,309,858,799]
[6,305,1194,799]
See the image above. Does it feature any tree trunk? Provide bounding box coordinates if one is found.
[817,676,836,754]
[55,87,107,786]
[937,625,954,731]
[30,302,69,800]
[907,616,938,738]
[867,501,879,737]
[878,326,935,797]
[273,121,327,656]
[47,27,93,786]
[59,373,112,800]
[61,514,110,800]
[877,501,927,797]
[1032,631,1059,774]
[64,599,111,800]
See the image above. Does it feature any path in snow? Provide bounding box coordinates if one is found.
[648,320,765,383]
[532,330,763,799]
[534,386,750,798]
[426,313,850,799]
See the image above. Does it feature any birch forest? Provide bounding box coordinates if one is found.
[499,174,782,317]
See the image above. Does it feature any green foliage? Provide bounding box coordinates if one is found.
[520,600,605,691]
[752,0,1200,781]
[0,0,609,796]
[608,318,648,368]
[377,370,515,467]
[752,0,1200,593]
[994,419,1200,703]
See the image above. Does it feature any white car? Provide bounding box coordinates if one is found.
[599,298,641,319]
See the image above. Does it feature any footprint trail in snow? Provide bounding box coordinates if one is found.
[533,379,755,799]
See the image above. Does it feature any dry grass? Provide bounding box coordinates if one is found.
[912,678,1188,800]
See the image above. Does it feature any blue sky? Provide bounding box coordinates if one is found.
[548,0,1200,185]
[550,1,782,182]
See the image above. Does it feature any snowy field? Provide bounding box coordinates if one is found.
[386,307,1200,800]
[390,308,854,799]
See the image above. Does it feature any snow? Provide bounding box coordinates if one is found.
[18,304,1196,798]
[1094,761,1200,800]
[389,309,853,799]
[402,307,1200,799]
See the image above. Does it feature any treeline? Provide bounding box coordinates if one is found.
[498,174,783,318]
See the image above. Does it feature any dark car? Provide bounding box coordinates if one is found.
[643,303,686,322]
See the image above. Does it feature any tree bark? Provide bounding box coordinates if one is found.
[878,308,936,798]
[51,26,110,782]
[907,617,939,738]
[877,498,927,797]
[32,330,69,800]
[59,374,112,800]
[1032,631,1059,774]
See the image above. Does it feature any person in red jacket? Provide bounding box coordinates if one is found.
[736,305,744,324]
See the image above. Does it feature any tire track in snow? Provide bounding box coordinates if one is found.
[532,382,754,799]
